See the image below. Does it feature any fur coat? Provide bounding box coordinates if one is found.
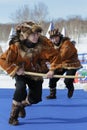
[0,36,62,78]
[54,38,82,69]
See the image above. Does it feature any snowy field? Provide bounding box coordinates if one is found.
[75,44,87,54]
[0,74,86,90]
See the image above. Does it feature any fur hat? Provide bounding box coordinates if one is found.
[16,21,42,40]
[49,28,62,38]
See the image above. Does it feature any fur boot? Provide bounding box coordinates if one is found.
[67,86,74,98]
[18,99,31,118]
[18,105,26,118]
[46,88,56,99]
[9,103,21,125]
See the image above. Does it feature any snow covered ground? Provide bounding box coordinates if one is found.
[0,74,86,90]
[76,43,87,54]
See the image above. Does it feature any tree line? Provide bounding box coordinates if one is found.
[0,2,87,42]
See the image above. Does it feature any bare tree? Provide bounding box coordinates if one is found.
[1,14,87,43]
[10,5,31,23]
[0,24,11,42]
[10,2,48,24]
[31,2,49,23]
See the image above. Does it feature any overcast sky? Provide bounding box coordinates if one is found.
[0,0,87,23]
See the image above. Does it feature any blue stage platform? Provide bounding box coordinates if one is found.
[0,89,87,130]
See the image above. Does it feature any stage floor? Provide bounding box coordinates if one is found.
[0,89,87,130]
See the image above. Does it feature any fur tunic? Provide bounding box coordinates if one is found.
[0,36,62,78]
[54,38,82,69]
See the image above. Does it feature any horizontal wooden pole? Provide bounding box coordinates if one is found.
[24,71,85,79]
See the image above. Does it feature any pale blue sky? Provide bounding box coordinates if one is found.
[0,0,87,23]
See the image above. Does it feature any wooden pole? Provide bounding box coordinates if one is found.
[24,71,85,79]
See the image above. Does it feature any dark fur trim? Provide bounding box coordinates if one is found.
[61,37,70,43]
[16,21,42,40]
[49,28,63,38]
[9,35,20,45]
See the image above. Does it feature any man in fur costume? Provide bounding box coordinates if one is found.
[46,28,82,99]
[0,21,62,125]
